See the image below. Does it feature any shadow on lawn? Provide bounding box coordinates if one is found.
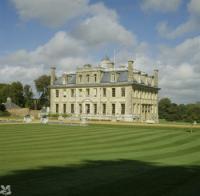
[1,160,200,196]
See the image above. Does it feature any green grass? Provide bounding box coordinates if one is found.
[0,124,200,196]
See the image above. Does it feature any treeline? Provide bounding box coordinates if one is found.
[159,98,200,123]
[0,75,50,110]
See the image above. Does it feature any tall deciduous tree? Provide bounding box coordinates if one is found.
[34,75,50,107]
[23,85,33,108]
[10,82,24,107]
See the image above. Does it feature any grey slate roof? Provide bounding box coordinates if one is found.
[117,71,128,82]
[101,71,128,83]
[67,74,76,84]
[53,71,129,85]
[54,74,76,85]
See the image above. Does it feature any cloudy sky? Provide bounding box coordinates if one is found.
[0,0,200,103]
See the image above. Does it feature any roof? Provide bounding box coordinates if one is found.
[101,71,128,83]
[4,97,20,110]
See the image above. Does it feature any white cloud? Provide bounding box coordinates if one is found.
[0,31,88,66]
[157,0,200,39]
[141,0,182,12]
[10,0,89,27]
[73,3,136,47]
[157,19,199,39]
[158,36,200,102]
[0,65,46,84]
[0,0,136,89]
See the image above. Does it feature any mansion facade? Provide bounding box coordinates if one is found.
[50,57,159,122]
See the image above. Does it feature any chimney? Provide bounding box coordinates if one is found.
[50,66,56,85]
[153,69,159,87]
[128,60,134,82]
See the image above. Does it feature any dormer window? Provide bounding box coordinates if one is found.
[94,74,97,83]
[79,75,82,83]
[86,74,90,83]
[111,73,115,82]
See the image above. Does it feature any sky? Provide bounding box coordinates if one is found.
[0,0,200,103]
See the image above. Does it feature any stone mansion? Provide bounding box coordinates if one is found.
[50,57,159,122]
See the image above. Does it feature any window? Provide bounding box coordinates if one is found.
[56,104,59,113]
[63,89,67,97]
[71,89,75,97]
[121,104,125,115]
[86,74,90,83]
[121,88,125,97]
[111,73,115,82]
[103,88,106,97]
[79,75,82,83]
[56,90,59,98]
[94,88,97,97]
[94,74,97,83]
[79,89,82,97]
[86,88,90,97]
[112,88,116,97]
[71,104,74,113]
[94,104,97,114]
[103,104,106,115]
[112,104,115,115]
[86,104,90,114]
[63,104,66,114]
[79,104,82,114]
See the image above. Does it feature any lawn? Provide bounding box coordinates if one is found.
[0,124,200,196]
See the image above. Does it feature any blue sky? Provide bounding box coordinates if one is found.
[0,0,200,103]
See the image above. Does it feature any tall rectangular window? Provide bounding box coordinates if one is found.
[121,88,125,97]
[103,104,106,115]
[56,104,59,113]
[103,88,106,97]
[63,104,66,114]
[86,104,90,114]
[56,90,59,98]
[71,89,75,97]
[79,104,82,114]
[94,88,97,97]
[112,104,115,115]
[121,104,125,115]
[94,104,97,114]
[86,88,90,97]
[71,104,74,113]
[79,89,82,97]
[112,88,116,97]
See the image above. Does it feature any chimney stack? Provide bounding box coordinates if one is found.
[128,60,134,82]
[50,66,56,85]
[153,69,159,87]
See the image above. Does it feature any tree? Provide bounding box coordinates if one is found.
[10,82,24,107]
[159,98,200,123]
[0,104,6,112]
[158,98,171,120]
[34,75,50,107]
[23,85,33,108]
